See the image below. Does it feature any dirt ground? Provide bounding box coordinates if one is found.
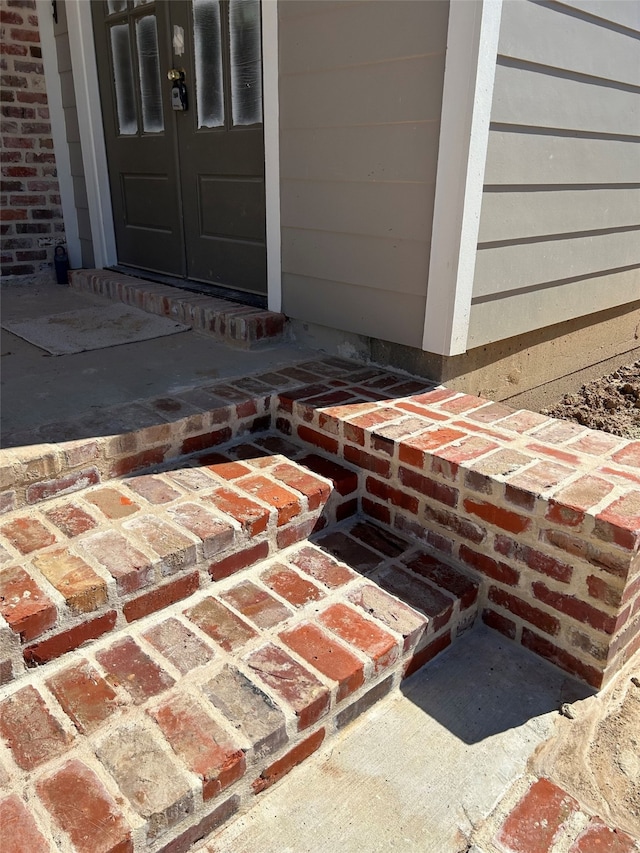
[542,361,640,439]
[533,665,640,839]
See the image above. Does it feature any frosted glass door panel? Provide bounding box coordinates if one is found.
[136,15,164,132]
[110,23,137,135]
[229,0,262,126]
[193,0,224,128]
[107,1,127,14]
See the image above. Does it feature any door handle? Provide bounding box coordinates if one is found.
[168,69,188,111]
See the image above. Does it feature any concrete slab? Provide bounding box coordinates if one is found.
[0,281,315,437]
[206,626,589,853]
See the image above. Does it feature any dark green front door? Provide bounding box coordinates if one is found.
[92,0,267,296]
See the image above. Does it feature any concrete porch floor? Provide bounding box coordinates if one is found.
[1,277,638,853]
[0,279,315,440]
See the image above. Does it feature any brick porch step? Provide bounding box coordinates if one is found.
[69,269,287,348]
[0,510,478,852]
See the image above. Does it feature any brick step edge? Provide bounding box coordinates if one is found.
[69,269,287,349]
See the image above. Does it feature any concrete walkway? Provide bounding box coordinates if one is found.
[204,625,604,853]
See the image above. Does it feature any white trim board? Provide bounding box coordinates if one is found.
[63,0,281,311]
[422,0,503,356]
[36,0,81,268]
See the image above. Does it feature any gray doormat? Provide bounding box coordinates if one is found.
[2,303,189,355]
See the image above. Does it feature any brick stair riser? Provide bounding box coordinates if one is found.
[0,528,474,853]
[273,387,640,689]
[69,270,287,349]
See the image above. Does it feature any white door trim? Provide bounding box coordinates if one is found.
[422,0,502,356]
[65,0,281,310]
[36,0,81,268]
[65,0,117,269]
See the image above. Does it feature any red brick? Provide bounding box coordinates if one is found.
[0,565,56,640]
[376,565,454,633]
[494,535,573,584]
[81,529,154,595]
[26,467,100,504]
[222,580,292,629]
[168,502,235,556]
[482,608,517,639]
[123,572,200,623]
[342,445,390,477]
[348,520,408,558]
[314,529,383,573]
[96,637,174,704]
[0,795,51,853]
[125,474,181,504]
[276,515,323,549]
[399,428,467,468]
[123,516,197,572]
[181,427,232,455]
[466,401,514,424]
[151,694,245,800]
[403,629,452,677]
[272,462,331,510]
[143,617,215,674]
[404,553,479,609]
[237,475,301,526]
[366,476,419,513]
[297,454,358,496]
[459,545,519,586]
[569,818,638,853]
[531,582,616,634]
[568,432,621,455]
[320,602,398,671]
[0,515,55,553]
[362,497,391,525]
[86,487,140,519]
[47,660,122,733]
[542,528,629,578]
[209,540,270,580]
[399,467,458,507]
[438,394,487,415]
[207,459,252,481]
[497,778,578,853]
[498,410,551,433]
[32,547,107,613]
[297,425,339,454]
[349,584,426,650]
[410,388,457,406]
[394,401,450,421]
[463,498,531,534]
[185,596,257,651]
[489,586,560,635]
[525,442,582,467]
[207,487,270,536]
[262,564,325,608]
[0,685,72,769]
[109,446,171,477]
[281,622,364,701]
[594,492,640,550]
[430,437,499,481]
[24,611,117,665]
[38,759,133,853]
[290,545,356,588]
[336,497,358,521]
[534,420,586,444]
[522,628,603,688]
[167,467,217,492]
[155,796,240,853]
[44,503,97,537]
[246,643,330,730]
[253,728,325,794]
[611,441,640,468]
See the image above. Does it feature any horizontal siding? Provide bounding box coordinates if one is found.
[469,0,640,348]
[282,274,428,345]
[555,1,640,32]
[498,0,640,86]
[474,231,640,298]
[468,269,640,348]
[484,133,639,185]
[478,188,640,243]
[282,229,430,296]
[279,0,448,348]
[491,63,640,136]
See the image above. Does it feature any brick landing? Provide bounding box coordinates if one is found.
[69,270,287,349]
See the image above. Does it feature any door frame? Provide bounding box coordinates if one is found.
[66,0,282,312]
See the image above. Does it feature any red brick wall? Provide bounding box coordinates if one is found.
[1,0,64,279]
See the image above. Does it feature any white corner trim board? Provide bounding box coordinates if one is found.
[422,0,503,357]
[36,0,81,268]
[65,0,117,270]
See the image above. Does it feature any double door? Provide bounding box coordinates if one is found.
[92,0,266,296]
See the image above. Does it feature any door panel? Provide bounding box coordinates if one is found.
[92,0,267,296]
